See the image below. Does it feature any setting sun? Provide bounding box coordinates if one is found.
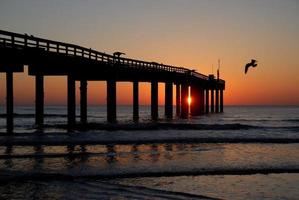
[187,96,192,105]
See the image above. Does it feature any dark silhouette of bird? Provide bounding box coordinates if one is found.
[245,59,257,74]
[113,51,125,57]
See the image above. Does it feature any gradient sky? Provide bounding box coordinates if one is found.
[0,0,298,106]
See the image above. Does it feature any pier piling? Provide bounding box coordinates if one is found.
[107,80,117,123]
[211,89,215,113]
[151,81,158,120]
[133,81,139,121]
[67,75,76,127]
[216,88,219,113]
[205,89,209,114]
[181,84,189,118]
[35,74,44,127]
[220,89,223,113]
[6,71,13,133]
[165,81,173,119]
[176,84,181,116]
[80,80,87,124]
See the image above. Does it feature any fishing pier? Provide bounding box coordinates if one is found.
[0,30,225,133]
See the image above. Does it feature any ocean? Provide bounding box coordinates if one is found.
[0,105,299,199]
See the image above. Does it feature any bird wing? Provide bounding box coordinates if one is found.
[245,63,250,74]
[251,59,256,63]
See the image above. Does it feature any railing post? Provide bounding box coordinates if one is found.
[6,71,13,133]
[11,36,15,48]
[24,36,28,47]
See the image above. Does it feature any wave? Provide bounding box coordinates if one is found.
[40,122,299,133]
[283,119,299,122]
[1,132,299,146]
[227,118,299,122]
[0,177,218,200]
[43,122,262,131]
[1,123,298,134]
[2,167,299,183]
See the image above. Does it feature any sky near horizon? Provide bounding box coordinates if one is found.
[0,0,298,106]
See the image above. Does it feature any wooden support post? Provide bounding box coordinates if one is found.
[80,80,87,124]
[107,80,116,122]
[190,85,200,115]
[191,85,204,115]
[200,89,205,114]
[220,89,224,112]
[216,88,219,113]
[151,81,158,120]
[35,74,44,127]
[211,89,214,113]
[67,75,76,127]
[205,89,209,114]
[6,71,13,133]
[133,81,139,121]
[165,81,173,119]
[181,84,189,118]
[176,84,181,116]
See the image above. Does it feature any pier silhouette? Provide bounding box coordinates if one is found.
[0,30,225,133]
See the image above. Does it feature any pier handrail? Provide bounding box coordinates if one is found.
[0,30,224,83]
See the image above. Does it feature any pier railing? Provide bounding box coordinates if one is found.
[0,30,224,83]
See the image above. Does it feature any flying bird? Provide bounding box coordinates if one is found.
[244,59,257,74]
[113,51,125,57]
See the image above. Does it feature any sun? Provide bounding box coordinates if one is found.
[187,96,192,105]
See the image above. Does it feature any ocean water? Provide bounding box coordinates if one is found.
[0,105,299,199]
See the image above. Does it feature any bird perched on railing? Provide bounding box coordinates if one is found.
[244,59,258,74]
[113,51,125,58]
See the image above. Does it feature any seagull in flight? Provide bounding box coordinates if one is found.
[245,59,258,74]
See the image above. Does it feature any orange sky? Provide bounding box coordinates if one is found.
[0,0,298,106]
